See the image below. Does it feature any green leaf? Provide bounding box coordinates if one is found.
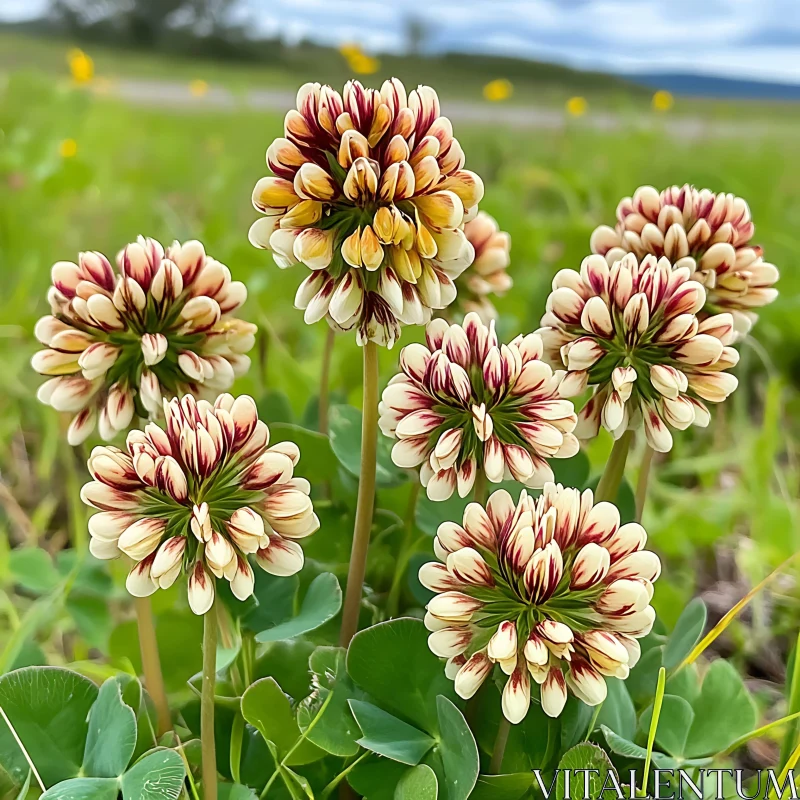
[118,677,156,763]
[0,666,98,787]
[0,585,69,674]
[56,552,113,597]
[468,773,533,800]
[243,571,299,633]
[82,676,137,778]
[560,697,593,752]
[434,696,479,800]
[240,677,325,766]
[269,423,339,484]
[12,771,31,800]
[109,611,203,694]
[596,678,636,740]
[257,390,295,424]
[255,639,316,700]
[663,598,707,670]
[350,699,435,765]
[416,492,469,538]
[468,680,553,772]
[329,405,407,487]
[625,644,664,705]
[65,595,112,651]
[119,749,185,800]
[297,647,362,757]
[600,726,678,769]
[684,659,757,757]
[552,450,590,488]
[638,695,695,758]
[40,778,119,799]
[347,618,456,732]
[586,475,635,523]
[395,764,438,799]
[408,555,437,606]
[348,756,409,800]
[555,742,616,800]
[601,726,655,760]
[665,663,700,706]
[219,784,259,800]
[9,549,60,594]
[255,572,341,643]
[279,764,314,799]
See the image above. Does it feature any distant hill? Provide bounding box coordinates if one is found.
[628,72,800,101]
[3,18,800,104]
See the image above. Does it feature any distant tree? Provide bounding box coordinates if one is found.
[181,0,238,36]
[404,15,429,55]
[49,0,236,45]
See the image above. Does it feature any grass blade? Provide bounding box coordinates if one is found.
[719,710,800,758]
[780,632,800,769]
[640,667,666,797]
[679,553,798,671]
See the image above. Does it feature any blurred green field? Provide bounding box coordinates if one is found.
[1,36,799,671]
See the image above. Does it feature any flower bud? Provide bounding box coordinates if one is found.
[188,561,215,615]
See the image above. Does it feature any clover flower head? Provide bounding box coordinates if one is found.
[590,184,779,337]
[379,312,581,501]
[456,211,512,322]
[33,237,256,445]
[249,79,485,347]
[81,394,319,614]
[420,484,659,722]
[537,253,739,453]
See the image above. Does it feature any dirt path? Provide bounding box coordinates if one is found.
[101,78,786,139]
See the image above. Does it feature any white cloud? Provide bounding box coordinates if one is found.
[247,0,800,84]
[2,0,799,84]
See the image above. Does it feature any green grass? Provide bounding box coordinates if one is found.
[0,42,799,662]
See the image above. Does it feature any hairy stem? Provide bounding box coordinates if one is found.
[594,430,633,503]
[489,717,511,774]
[133,595,171,736]
[635,445,655,523]
[319,327,336,436]
[339,341,379,647]
[201,594,218,800]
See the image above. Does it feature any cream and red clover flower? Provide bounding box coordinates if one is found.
[248,79,484,347]
[81,394,318,614]
[455,211,512,322]
[33,237,256,445]
[379,312,581,501]
[590,184,779,337]
[536,253,739,453]
[420,484,659,722]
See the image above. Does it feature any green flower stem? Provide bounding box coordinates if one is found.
[261,689,335,798]
[386,479,421,617]
[489,717,511,774]
[339,341,380,647]
[201,593,219,800]
[474,470,487,504]
[321,751,371,799]
[584,701,604,739]
[133,595,171,736]
[635,445,655,523]
[319,327,336,436]
[594,430,634,503]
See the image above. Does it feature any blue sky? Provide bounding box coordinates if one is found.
[3,0,800,84]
